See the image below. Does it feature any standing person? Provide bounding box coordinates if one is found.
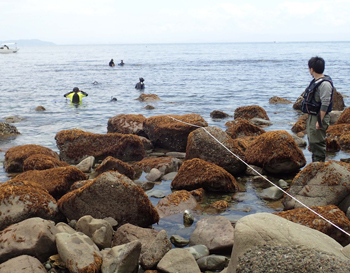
[109,59,115,67]
[135,77,145,90]
[301,56,334,162]
[64,87,88,103]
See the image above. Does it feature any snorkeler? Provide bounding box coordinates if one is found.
[135,77,145,90]
[64,87,88,103]
[118,60,124,66]
[109,59,115,67]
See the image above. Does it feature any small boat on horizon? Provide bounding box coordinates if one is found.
[0,43,19,54]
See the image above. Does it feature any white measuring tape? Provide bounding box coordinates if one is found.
[169,116,350,238]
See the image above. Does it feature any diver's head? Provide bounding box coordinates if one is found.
[73,87,79,93]
[139,77,144,82]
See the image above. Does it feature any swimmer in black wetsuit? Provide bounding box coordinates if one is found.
[64,87,88,103]
[135,77,145,90]
[109,59,115,67]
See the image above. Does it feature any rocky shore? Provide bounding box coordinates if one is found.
[1,95,350,272]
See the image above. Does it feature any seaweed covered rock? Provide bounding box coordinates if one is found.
[0,122,20,137]
[143,114,208,152]
[156,190,198,218]
[225,118,265,139]
[0,179,64,231]
[23,154,69,171]
[245,130,306,174]
[15,166,87,199]
[234,105,269,121]
[186,126,246,175]
[58,171,159,227]
[132,156,183,175]
[4,144,59,173]
[210,110,230,119]
[55,129,145,164]
[107,114,147,136]
[283,161,350,210]
[327,124,350,151]
[95,156,136,180]
[275,205,350,246]
[291,114,308,134]
[171,158,239,192]
[269,96,292,104]
[336,107,350,125]
[136,93,161,102]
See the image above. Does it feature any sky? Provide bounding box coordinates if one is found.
[2,0,350,45]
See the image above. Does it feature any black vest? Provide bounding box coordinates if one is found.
[301,75,334,115]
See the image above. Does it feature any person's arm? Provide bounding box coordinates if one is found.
[316,81,332,129]
[63,92,72,97]
[80,90,88,96]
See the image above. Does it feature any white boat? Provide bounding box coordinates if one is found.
[0,43,19,54]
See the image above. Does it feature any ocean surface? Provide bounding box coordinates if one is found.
[1,42,350,237]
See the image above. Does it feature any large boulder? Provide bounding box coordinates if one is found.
[156,190,198,218]
[0,179,64,231]
[226,213,348,273]
[0,218,59,263]
[283,161,350,210]
[58,171,159,227]
[225,118,265,139]
[55,129,145,164]
[336,107,350,125]
[326,124,350,151]
[186,126,246,175]
[14,166,87,199]
[291,113,308,134]
[95,156,136,180]
[107,114,147,136]
[245,130,306,174]
[23,154,69,171]
[234,105,269,120]
[157,248,201,273]
[4,144,59,173]
[143,114,208,152]
[171,158,239,192]
[276,205,350,246]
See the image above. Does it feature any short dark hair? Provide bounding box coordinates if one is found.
[73,87,79,92]
[308,56,325,74]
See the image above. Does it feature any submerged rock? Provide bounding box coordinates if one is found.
[0,122,20,137]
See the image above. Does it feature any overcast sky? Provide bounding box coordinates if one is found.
[2,0,350,44]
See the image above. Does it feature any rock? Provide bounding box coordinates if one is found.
[145,168,163,181]
[112,224,172,270]
[76,215,114,249]
[95,156,135,180]
[15,166,88,199]
[75,156,95,173]
[0,179,64,231]
[146,189,166,198]
[183,209,195,226]
[55,129,145,165]
[210,110,230,119]
[211,200,229,210]
[234,105,269,120]
[336,107,350,125]
[226,213,348,273]
[4,144,59,173]
[0,122,20,137]
[245,130,306,174]
[143,114,208,152]
[249,117,273,126]
[101,241,141,273]
[139,136,154,150]
[58,171,159,227]
[283,161,350,210]
[278,179,289,188]
[161,171,178,181]
[189,216,234,254]
[225,118,265,139]
[144,105,155,110]
[23,154,69,171]
[291,113,308,134]
[0,217,59,263]
[269,96,292,104]
[245,165,265,176]
[291,133,307,147]
[136,93,161,102]
[165,151,186,159]
[186,126,247,175]
[276,205,350,246]
[259,186,284,200]
[171,158,239,192]
[185,245,210,260]
[157,248,201,273]
[327,124,350,150]
[35,106,46,111]
[326,138,342,152]
[156,190,198,218]
[107,114,147,136]
[330,110,342,124]
[3,115,25,123]
[133,156,183,175]
[56,222,76,234]
[56,232,102,273]
[0,255,47,273]
[170,235,189,247]
[197,255,229,271]
[293,93,304,110]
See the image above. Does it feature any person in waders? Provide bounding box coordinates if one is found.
[301,56,334,162]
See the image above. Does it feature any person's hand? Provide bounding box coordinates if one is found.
[316,121,321,130]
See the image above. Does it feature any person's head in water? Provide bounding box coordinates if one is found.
[73,87,79,93]
[139,77,144,82]
[308,56,325,74]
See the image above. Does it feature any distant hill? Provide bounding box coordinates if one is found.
[1,39,56,46]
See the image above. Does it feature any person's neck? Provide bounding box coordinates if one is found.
[313,73,324,80]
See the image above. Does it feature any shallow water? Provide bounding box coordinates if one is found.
[1,42,350,236]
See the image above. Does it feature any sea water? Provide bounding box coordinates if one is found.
[1,42,350,236]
